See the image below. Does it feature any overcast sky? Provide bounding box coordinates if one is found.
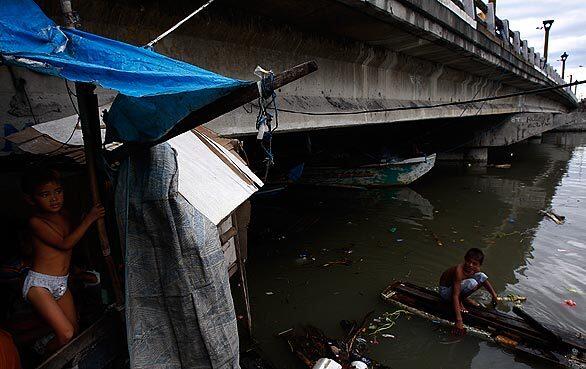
[496,0,586,98]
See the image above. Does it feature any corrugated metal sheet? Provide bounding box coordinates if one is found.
[168,131,262,225]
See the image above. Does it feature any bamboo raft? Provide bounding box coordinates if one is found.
[381,282,585,368]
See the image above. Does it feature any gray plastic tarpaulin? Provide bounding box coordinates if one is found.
[115,143,240,369]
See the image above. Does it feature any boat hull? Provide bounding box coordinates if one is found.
[300,153,436,187]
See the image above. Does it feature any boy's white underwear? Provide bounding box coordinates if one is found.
[22,270,69,301]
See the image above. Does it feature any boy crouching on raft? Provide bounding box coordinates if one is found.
[439,248,498,335]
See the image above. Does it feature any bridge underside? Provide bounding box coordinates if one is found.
[2,0,578,144]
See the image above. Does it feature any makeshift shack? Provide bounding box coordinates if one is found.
[0,0,317,368]
[3,109,262,368]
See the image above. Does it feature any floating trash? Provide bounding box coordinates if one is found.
[564,299,577,307]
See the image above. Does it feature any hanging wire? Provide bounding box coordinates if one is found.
[268,80,585,116]
[22,84,39,126]
[37,82,81,157]
[64,80,79,115]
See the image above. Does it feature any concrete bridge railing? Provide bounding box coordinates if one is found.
[446,0,576,98]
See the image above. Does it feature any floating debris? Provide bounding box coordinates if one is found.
[429,230,444,247]
[539,210,565,225]
[322,258,353,267]
[281,312,391,369]
[564,299,577,307]
[497,294,527,304]
[567,287,583,295]
[366,310,410,337]
[491,231,520,239]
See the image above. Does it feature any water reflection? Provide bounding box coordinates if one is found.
[248,134,585,369]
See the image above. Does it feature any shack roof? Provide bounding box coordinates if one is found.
[6,114,262,225]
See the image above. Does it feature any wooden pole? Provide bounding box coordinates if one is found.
[76,83,124,306]
[106,60,319,163]
[59,0,123,306]
[231,213,252,335]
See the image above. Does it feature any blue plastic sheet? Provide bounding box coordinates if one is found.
[0,0,251,143]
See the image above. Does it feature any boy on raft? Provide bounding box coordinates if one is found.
[439,248,498,335]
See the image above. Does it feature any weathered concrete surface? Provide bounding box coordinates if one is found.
[469,113,561,147]
[552,110,586,132]
[1,0,579,150]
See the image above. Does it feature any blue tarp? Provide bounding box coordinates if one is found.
[0,0,251,143]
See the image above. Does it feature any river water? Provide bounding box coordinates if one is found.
[246,132,586,369]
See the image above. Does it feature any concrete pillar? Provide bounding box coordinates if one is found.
[486,3,496,34]
[513,31,521,52]
[522,40,528,60]
[528,47,534,65]
[465,147,488,168]
[501,19,510,43]
[528,135,543,144]
[463,0,475,18]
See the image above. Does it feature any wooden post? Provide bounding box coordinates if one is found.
[107,60,319,163]
[231,213,252,335]
[59,0,123,307]
[76,83,123,306]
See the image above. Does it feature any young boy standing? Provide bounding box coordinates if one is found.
[21,169,104,352]
[439,248,498,335]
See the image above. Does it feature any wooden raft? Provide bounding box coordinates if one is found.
[381,282,585,368]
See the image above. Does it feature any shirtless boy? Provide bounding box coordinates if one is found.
[21,169,104,352]
[439,248,498,335]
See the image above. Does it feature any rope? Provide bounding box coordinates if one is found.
[146,0,216,48]
[255,71,279,181]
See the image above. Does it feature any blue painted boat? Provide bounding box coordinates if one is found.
[299,153,436,187]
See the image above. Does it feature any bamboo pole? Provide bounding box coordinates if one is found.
[76,83,124,306]
[106,60,319,163]
[59,0,123,306]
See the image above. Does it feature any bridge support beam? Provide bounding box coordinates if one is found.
[437,148,488,169]
[470,113,556,147]
[465,147,488,164]
[437,112,572,166]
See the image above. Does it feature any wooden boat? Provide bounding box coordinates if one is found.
[381,282,585,369]
[300,154,436,187]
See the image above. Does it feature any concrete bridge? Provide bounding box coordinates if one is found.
[1,0,580,155]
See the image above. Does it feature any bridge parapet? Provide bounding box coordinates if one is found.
[450,0,574,95]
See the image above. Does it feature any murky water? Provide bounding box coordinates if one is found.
[247,133,586,369]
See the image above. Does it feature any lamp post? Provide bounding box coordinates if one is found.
[542,20,554,63]
[560,52,568,79]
